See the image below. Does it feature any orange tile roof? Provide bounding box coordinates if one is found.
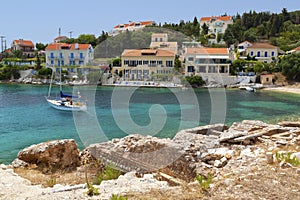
[186,47,229,55]
[293,46,300,51]
[54,36,67,41]
[122,49,174,57]
[114,21,154,29]
[13,39,34,47]
[46,43,91,51]
[200,16,232,22]
[247,43,277,49]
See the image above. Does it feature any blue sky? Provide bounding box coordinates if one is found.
[0,0,298,45]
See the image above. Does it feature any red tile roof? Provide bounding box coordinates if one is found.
[13,39,34,47]
[186,47,229,55]
[200,16,232,22]
[293,46,300,51]
[122,49,175,57]
[247,43,277,49]
[114,21,154,29]
[46,43,91,51]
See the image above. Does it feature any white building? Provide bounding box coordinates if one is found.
[184,47,231,76]
[199,16,233,44]
[45,43,94,74]
[109,21,155,36]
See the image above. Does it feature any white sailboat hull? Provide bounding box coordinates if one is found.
[46,97,87,112]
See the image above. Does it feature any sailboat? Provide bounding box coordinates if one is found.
[46,66,87,112]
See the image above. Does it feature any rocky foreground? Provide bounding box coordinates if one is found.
[1,120,300,199]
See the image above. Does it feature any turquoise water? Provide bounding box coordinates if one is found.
[0,84,299,164]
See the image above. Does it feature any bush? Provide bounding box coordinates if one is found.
[195,174,212,191]
[186,75,205,87]
[38,68,52,76]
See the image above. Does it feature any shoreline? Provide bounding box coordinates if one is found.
[263,86,300,95]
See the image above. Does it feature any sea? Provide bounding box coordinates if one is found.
[0,83,300,164]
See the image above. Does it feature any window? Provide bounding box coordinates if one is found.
[199,66,206,73]
[59,52,63,58]
[138,60,142,65]
[157,60,163,66]
[271,51,275,57]
[166,60,173,67]
[250,51,254,56]
[187,66,194,72]
[150,60,156,67]
[70,53,74,59]
[143,60,149,65]
[264,51,268,57]
[257,51,261,57]
[80,53,84,59]
[61,61,64,66]
[188,57,194,61]
[50,52,54,58]
[124,60,129,65]
[51,60,54,65]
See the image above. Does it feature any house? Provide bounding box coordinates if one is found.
[54,36,68,43]
[237,41,253,53]
[109,21,155,36]
[150,33,178,54]
[184,47,231,76]
[241,43,278,63]
[45,43,94,74]
[113,49,175,81]
[11,39,35,58]
[199,16,233,44]
[260,74,274,85]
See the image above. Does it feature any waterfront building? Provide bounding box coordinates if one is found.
[45,43,94,75]
[113,49,175,81]
[184,47,231,76]
[260,74,274,85]
[240,43,278,63]
[199,16,233,44]
[109,21,155,36]
[11,39,35,58]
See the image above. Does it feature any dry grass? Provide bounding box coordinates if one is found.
[14,161,104,188]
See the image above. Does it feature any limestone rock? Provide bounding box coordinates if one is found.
[17,139,80,171]
[278,121,300,128]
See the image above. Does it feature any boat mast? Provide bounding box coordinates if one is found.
[48,67,54,97]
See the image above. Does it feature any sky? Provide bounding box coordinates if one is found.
[0,0,299,46]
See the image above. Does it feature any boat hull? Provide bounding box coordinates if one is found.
[46,98,87,112]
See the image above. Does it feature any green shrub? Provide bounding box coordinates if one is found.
[93,163,122,185]
[275,152,300,167]
[111,194,128,200]
[195,174,212,190]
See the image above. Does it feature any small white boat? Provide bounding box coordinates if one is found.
[239,86,256,92]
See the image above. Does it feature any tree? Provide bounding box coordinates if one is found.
[36,43,47,51]
[185,75,205,87]
[36,54,42,70]
[112,58,121,66]
[12,50,23,59]
[253,62,264,73]
[77,34,97,47]
[174,55,182,72]
[279,53,300,81]
[201,23,209,35]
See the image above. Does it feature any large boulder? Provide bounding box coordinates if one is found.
[17,139,80,171]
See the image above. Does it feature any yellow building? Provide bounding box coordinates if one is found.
[244,43,278,63]
[113,49,175,81]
